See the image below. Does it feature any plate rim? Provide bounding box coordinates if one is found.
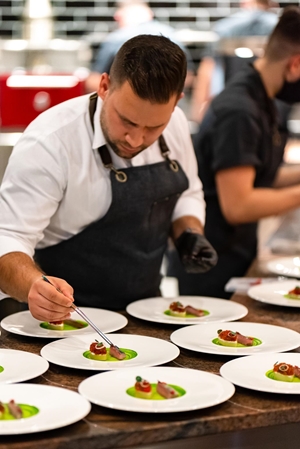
[0,308,128,338]
[0,383,91,434]
[0,349,49,384]
[170,321,300,356]
[40,332,180,371]
[126,296,248,325]
[248,280,300,308]
[220,352,300,394]
[78,366,235,413]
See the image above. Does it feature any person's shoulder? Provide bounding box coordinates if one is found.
[212,67,263,113]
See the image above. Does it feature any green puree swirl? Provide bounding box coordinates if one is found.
[0,366,4,374]
[265,370,300,382]
[83,348,137,362]
[212,337,262,347]
[164,309,209,318]
[1,404,39,420]
[40,320,88,331]
[126,384,186,400]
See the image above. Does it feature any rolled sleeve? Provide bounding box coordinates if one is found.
[0,236,34,259]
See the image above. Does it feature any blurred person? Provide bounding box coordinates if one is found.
[0,35,217,322]
[85,0,195,93]
[167,7,300,299]
[190,0,278,123]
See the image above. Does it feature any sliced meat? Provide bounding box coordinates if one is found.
[8,400,22,419]
[185,305,205,317]
[109,345,126,360]
[236,332,254,346]
[156,381,179,399]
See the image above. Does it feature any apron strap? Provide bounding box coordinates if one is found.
[89,92,98,133]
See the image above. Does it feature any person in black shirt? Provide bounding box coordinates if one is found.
[167,6,300,299]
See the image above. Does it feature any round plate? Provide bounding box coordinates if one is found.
[40,333,180,370]
[170,322,300,356]
[0,308,127,338]
[0,349,49,384]
[267,257,300,278]
[0,383,91,434]
[126,296,248,325]
[220,353,300,394]
[78,366,235,413]
[248,280,300,307]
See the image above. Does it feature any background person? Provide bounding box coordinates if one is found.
[0,35,217,322]
[190,0,278,123]
[167,7,300,299]
[85,0,195,94]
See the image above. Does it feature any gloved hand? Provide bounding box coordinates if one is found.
[175,229,218,274]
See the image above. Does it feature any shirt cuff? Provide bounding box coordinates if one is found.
[0,236,34,259]
[172,197,206,226]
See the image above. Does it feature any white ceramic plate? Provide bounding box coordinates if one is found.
[220,353,300,394]
[248,280,300,308]
[267,257,300,278]
[126,296,248,325]
[0,308,128,338]
[78,366,235,413]
[170,322,300,356]
[0,349,49,384]
[40,333,180,370]
[0,383,91,434]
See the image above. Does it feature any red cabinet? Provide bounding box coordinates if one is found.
[0,73,86,129]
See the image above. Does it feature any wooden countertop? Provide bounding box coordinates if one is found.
[2,260,300,449]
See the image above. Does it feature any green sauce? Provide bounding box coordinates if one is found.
[0,403,39,420]
[83,348,137,362]
[164,309,209,318]
[212,337,262,347]
[0,366,4,374]
[284,294,300,300]
[265,370,300,382]
[40,320,88,331]
[126,383,186,400]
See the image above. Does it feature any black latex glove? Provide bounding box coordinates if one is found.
[175,230,218,274]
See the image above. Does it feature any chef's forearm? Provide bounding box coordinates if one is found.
[0,252,43,302]
[171,215,204,241]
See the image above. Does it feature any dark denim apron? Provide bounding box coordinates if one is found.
[35,93,189,309]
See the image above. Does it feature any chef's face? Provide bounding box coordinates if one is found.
[98,74,180,159]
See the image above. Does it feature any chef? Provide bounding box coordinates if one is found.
[0,35,217,322]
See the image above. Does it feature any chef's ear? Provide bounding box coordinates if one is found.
[174,92,184,109]
[97,73,110,100]
[285,54,300,83]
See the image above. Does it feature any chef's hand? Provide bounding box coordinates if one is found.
[27,276,74,322]
[175,229,218,273]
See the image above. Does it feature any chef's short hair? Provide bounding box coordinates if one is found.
[265,6,300,61]
[109,34,187,103]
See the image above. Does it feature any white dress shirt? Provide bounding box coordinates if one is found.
[0,93,205,277]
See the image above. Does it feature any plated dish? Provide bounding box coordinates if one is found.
[126,296,248,325]
[170,322,300,356]
[220,353,300,394]
[267,257,300,278]
[0,383,91,434]
[0,308,128,338]
[78,366,235,413]
[248,280,300,308]
[0,349,49,384]
[40,333,180,370]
